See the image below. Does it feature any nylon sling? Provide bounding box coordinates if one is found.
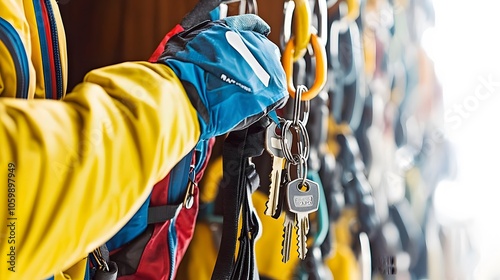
[212,117,269,280]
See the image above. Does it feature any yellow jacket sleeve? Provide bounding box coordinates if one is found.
[0,61,200,279]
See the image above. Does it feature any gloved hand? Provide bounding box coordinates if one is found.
[157,14,288,140]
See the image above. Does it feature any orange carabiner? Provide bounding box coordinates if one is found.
[282,33,327,101]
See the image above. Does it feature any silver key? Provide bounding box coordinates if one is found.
[287,178,320,260]
[264,122,288,217]
[281,206,295,263]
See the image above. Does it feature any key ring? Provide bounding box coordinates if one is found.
[286,155,309,187]
[281,119,310,165]
[281,85,311,165]
[286,155,308,179]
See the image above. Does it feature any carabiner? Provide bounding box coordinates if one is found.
[282,34,327,101]
[238,0,258,15]
[292,0,312,61]
[345,0,360,22]
[280,0,295,51]
[313,0,328,44]
[183,164,197,209]
[329,20,361,84]
[327,0,360,23]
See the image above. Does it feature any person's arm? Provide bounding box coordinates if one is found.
[0,61,200,279]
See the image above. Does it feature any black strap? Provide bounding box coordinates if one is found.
[180,0,224,29]
[212,117,268,280]
[147,204,181,224]
[110,225,155,277]
[93,261,118,280]
[91,244,118,280]
[233,163,261,279]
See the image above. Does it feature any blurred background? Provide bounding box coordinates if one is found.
[425,0,500,278]
[58,0,500,279]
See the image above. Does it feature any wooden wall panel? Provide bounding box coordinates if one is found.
[58,0,284,90]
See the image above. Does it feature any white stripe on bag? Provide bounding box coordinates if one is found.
[225,31,270,87]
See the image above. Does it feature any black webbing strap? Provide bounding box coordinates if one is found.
[92,244,118,280]
[212,118,268,280]
[233,162,261,279]
[181,0,223,29]
[147,204,181,224]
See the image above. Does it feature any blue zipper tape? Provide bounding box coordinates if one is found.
[44,0,63,99]
[0,18,29,99]
[33,0,54,99]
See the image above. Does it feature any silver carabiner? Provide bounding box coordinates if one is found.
[280,0,296,51]
[183,165,197,209]
[293,85,311,126]
[239,0,258,15]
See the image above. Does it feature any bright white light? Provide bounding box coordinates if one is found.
[428,0,500,278]
[433,180,477,226]
[420,27,437,62]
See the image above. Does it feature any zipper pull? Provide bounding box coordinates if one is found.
[183,165,197,209]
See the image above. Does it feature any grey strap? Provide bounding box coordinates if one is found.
[147,204,182,224]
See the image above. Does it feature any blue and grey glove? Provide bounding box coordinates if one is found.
[158,14,288,140]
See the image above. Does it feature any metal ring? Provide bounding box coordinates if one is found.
[280,119,311,165]
[292,85,311,126]
[292,85,306,125]
[297,120,310,161]
[281,121,297,164]
[300,159,308,187]
[286,159,294,182]
[286,155,308,182]
[296,155,308,186]
[301,99,310,125]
